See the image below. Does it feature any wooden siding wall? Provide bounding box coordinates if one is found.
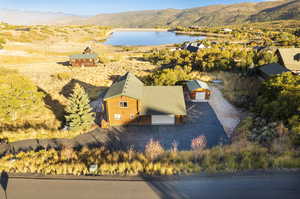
[105,96,139,126]
[190,88,211,100]
[70,58,97,67]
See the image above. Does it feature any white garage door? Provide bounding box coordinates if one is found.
[195,92,206,101]
[152,115,175,125]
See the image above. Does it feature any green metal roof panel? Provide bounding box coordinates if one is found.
[258,63,290,77]
[69,53,98,59]
[140,86,187,115]
[103,72,144,100]
[187,80,209,91]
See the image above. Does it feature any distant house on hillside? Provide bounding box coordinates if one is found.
[222,28,232,32]
[183,42,208,53]
[256,63,290,80]
[101,72,186,128]
[69,53,98,67]
[185,80,211,102]
[69,47,98,67]
[276,48,300,75]
[15,28,31,31]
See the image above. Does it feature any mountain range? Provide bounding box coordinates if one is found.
[0,0,299,27]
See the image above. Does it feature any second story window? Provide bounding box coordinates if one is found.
[120,101,128,108]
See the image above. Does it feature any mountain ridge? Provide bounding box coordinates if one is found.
[0,0,299,27]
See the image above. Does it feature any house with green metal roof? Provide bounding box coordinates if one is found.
[185,80,211,102]
[101,72,186,128]
[69,51,98,67]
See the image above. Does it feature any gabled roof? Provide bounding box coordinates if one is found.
[140,86,186,115]
[187,80,210,92]
[257,63,290,78]
[277,48,300,71]
[103,72,144,100]
[104,72,187,116]
[69,53,98,59]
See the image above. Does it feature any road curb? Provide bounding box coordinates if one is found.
[5,169,300,182]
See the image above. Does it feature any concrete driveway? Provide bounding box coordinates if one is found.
[113,102,228,152]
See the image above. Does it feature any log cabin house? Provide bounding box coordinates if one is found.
[69,53,98,67]
[185,80,211,102]
[101,72,187,128]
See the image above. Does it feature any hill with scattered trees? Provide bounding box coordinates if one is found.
[80,0,300,27]
[0,0,299,27]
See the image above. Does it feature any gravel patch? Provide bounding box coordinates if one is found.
[209,86,242,137]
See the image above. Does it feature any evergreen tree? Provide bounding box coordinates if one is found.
[65,84,94,131]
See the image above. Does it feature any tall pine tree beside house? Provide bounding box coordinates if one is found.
[65,84,94,131]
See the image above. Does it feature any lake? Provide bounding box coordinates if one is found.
[103,30,205,46]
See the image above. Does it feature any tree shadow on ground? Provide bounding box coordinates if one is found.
[57,61,70,66]
[0,123,57,132]
[38,87,66,126]
[109,75,120,82]
[142,176,187,199]
[128,56,148,62]
[60,79,108,100]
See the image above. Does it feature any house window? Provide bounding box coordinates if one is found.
[114,114,121,120]
[120,101,128,108]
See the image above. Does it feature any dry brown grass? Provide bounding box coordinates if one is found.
[0,34,157,142]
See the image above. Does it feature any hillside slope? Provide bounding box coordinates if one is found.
[0,9,85,25]
[250,0,300,22]
[79,0,299,27]
[0,0,299,27]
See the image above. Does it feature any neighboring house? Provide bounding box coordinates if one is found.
[276,48,300,75]
[256,63,290,80]
[184,42,207,53]
[222,28,232,32]
[185,80,211,102]
[101,72,187,128]
[15,28,30,31]
[69,53,98,67]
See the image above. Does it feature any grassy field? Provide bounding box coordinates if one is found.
[0,25,162,142]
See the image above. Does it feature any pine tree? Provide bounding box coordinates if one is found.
[65,84,94,131]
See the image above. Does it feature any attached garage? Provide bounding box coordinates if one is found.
[186,80,211,102]
[152,115,175,125]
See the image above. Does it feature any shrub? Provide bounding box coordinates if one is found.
[52,72,72,81]
[65,84,95,131]
[0,67,45,123]
[150,65,192,86]
[191,136,207,151]
[60,145,77,160]
[145,139,165,160]
[98,55,110,64]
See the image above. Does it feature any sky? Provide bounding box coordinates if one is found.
[0,0,271,15]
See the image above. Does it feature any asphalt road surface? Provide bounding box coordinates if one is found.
[1,172,300,199]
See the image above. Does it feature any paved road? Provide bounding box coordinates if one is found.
[1,173,299,199]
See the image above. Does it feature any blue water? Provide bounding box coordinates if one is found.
[103,31,205,46]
